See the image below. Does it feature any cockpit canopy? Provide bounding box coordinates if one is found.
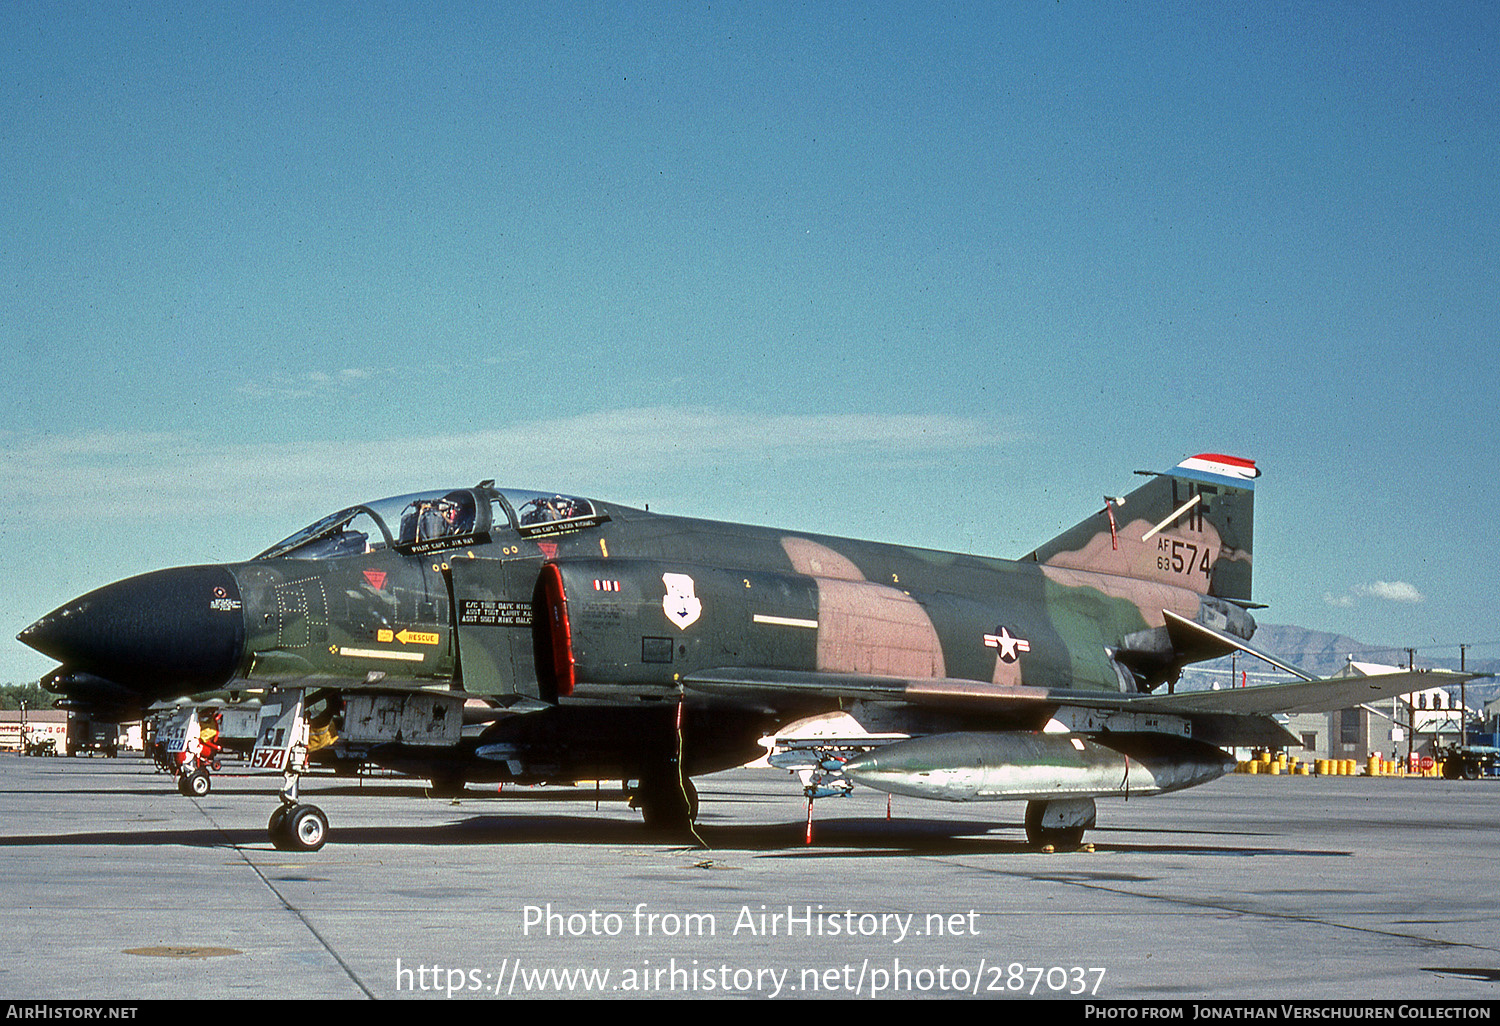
[255,485,605,561]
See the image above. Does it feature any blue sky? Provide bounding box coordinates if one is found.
[3,2,1497,685]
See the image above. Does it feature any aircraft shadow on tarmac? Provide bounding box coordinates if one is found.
[0,806,1351,859]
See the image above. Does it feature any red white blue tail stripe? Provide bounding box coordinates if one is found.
[1173,453,1259,489]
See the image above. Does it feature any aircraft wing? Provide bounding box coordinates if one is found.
[683,667,1111,711]
[685,666,1480,719]
[1130,669,1478,716]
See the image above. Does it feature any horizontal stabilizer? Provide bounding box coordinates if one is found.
[1162,609,1316,681]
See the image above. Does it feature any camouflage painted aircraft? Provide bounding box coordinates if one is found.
[18,453,1469,850]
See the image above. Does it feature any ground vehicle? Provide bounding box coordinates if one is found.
[1439,743,1500,779]
[22,733,57,756]
[65,715,118,757]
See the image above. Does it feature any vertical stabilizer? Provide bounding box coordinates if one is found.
[1025,454,1257,603]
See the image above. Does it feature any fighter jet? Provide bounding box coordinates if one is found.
[18,454,1468,851]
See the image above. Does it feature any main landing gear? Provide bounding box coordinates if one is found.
[629,774,700,835]
[1024,797,1096,851]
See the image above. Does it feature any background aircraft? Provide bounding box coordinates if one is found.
[18,454,1467,850]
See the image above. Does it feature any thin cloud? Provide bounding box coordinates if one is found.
[1324,580,1425,608]
[0,407,1017,522]
[1360,580,1424,604]
[236,367,388,401]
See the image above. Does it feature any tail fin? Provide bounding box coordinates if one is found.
[1025,454,1257,603]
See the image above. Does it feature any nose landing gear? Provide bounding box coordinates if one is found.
[253,689,330,853]
[269,801,329,852]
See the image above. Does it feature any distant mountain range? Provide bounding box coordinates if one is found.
[1253,624,1496,676]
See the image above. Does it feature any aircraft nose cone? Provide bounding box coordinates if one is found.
[19,566,246,692]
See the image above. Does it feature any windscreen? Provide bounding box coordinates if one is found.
[256,490,491,559]
[256,486,603,559]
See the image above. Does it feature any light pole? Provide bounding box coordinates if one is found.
[1459,644,1471,748]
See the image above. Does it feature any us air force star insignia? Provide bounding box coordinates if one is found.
[662,573,702,630]
[983,626,1031,663]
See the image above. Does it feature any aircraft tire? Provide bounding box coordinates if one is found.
[268,805,294,849]
[284,804,329,852]
[178,771,211,798]
[1029,824,1086,850]
[1024,798,1093,850]
[428,777,467,799]
[1462,761,1481,780]
[635,777,699,833]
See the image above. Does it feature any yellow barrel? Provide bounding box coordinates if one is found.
[1245,760,1260,774]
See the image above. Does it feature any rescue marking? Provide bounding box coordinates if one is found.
[753,614,819,629]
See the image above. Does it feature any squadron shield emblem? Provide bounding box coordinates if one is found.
[662,573,702,630]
